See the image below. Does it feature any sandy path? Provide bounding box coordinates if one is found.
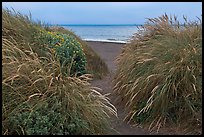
[86,41,164,135]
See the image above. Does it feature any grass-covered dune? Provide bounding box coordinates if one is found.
[2,8,116,135]
[113,15,202,134]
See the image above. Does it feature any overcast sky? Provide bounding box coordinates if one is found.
[2,2,202,25]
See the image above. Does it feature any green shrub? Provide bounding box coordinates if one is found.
[113,14,202,134]
[7,98,90,135]
[33,29,87,76]
[48,26,109,79]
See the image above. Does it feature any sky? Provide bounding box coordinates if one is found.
[2,2,202,25]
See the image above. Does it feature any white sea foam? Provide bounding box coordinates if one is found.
[83,38,127,44]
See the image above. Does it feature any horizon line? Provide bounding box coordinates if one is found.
[48,24,143,26]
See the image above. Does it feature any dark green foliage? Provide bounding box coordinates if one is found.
[33,29,87,76]
[7,97,91,135]
[47,26,109,79]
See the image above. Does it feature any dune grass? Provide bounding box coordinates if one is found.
[113,14,202,134]
[2,8,116,135]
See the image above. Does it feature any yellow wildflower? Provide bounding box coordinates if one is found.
[51,48,55,54]
[55,42,61,46]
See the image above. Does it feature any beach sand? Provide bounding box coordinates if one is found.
[86,41,168,135]
[86,41,124,73]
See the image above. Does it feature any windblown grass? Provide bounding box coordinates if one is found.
[2,8,108,79]
[113,14,202,134]
[2,8,116,135]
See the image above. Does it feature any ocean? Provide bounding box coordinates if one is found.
[60,25,142,43]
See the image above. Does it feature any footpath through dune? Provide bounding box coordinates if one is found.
[86,41,168,135]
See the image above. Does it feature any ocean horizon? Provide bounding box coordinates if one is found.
[52,24,143,26]
[50,24,143,43]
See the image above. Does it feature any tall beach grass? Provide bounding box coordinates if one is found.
[113,14,202,134]
[2,8,116,135]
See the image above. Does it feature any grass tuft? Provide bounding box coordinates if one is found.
[113,14,202,134]
[2,8,116,135]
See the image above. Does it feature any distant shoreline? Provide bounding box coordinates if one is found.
[50,24,143,27]
[84,39,127,44]
[52,25,138,44]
